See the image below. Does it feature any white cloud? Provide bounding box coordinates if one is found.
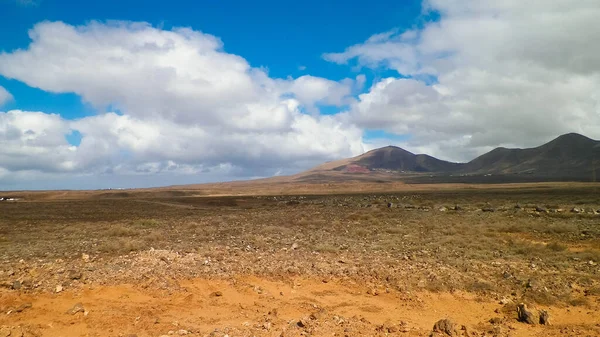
[327,0,600,161]
[0,86,12,106]
[0,21,366,188]
[0,110,76,173]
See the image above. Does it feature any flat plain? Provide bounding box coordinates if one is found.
[0,183,599,336]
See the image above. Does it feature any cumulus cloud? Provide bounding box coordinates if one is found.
[327,0,600,161]
[0,21,365,188]
[0,86,12,106]
[0,111,76,173]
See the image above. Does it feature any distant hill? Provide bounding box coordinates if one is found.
[294,133,600,183]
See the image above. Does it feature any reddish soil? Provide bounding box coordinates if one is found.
[2,277,598,337]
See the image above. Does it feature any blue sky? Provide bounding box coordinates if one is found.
[0,0,421,123]
[1,0,598,190]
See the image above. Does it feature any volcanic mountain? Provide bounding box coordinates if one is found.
[294,133,600,183]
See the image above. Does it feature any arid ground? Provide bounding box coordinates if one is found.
[1,183,599,336]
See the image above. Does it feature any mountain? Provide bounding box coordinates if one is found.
[463,133,600,177]
[294,133,600,183]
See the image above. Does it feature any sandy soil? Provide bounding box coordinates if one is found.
[2,276,598,337]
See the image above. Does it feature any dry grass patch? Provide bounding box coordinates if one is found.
[105,225,139,237]
[98,238,144,254]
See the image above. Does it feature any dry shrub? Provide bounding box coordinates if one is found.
[523,291,559,306]
[106,225,139,237]
[313,243,339,253]
[543,223,575,234]
[98,238,143,253]
[546,242,567,251]
[135,219,161,227]
[144,230,163,243]
[467,280,495,293]
[568,297,589,307]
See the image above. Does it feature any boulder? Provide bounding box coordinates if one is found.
[431,318,457,336]
[517,303,536,324]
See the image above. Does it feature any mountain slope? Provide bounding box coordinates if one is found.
[295,133,600,183]
[464,133,600,177]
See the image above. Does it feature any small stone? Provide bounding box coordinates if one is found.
[68,270,82,280]
[291,243,299,250]
[66,302,85,315]
[366,288,379,296]
[571,207,583,213]
[12,280,21,290]
[82,253,90,262]
[210,291,223,297]
[438,206,448,212]
[14,302,32,313]
[177,330,189,335]
[55,285,63,293]
[539,310,550,325]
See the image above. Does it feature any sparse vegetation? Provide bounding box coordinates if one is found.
[1,185,599,311]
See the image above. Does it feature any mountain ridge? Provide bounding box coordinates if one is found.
[295,133,600,183]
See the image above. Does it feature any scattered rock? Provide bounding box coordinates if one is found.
[535,206,547,213]
[177,330,189,335]
[539,310,550,325]
[571,207,583,214]
[210,291,223,297]
[82,253,90,262]
[12,281,21,290]
[517,303,536,324]
[489,317,503,325]
[387,202,394,208]
[291,243,299,250]
[366,288,379,296]
[68,270,82,280]
[66,302,85,315]
[14,302,32,313]
[438,206,448,212]
[55,285,63,293]
[452,205,462,211]
[482,206,496,212]
[431,319,456,336]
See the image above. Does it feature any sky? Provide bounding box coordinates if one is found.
[0,0,599,190]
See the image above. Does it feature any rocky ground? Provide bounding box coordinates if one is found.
[0,186,599,336]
